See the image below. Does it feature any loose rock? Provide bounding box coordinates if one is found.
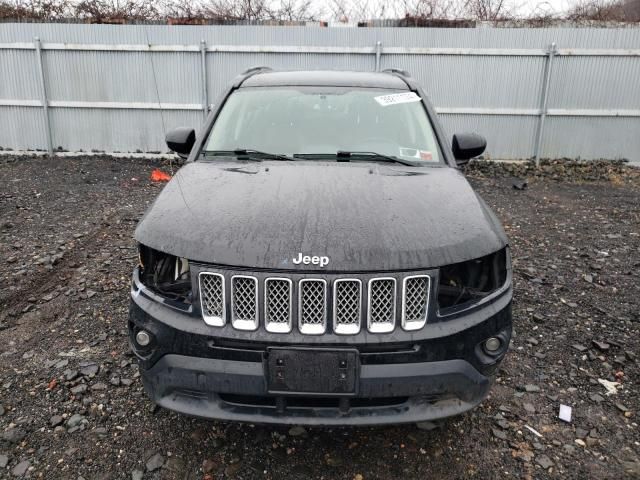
[50,415,64,427]
[11,460,30,477]
[131,470,144,480]
[592,340,610,351]
[536,455,554,469]
[288,426,307,437]
[67,414,86,429]
[492,428,508,440]
[532,313,545,323]
[145,453,165,472]
[70,384,87,395]
[615,403,630,413]
[2,428,26,444]
[80,364,99,378]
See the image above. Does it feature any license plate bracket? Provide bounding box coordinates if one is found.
[266,347,359,396]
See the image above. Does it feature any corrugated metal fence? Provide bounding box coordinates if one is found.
[1,23,639,160]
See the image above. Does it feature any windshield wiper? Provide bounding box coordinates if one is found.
[335,151,417,167]
[204,149,295,161]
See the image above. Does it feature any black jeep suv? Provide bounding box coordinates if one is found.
[129,68,512,425]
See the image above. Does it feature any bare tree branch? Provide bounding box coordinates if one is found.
[566,0,627,21]
[74,0,161,22]
[271,0,322,21]
[0,0,70,19]
[461,0,514,21]
[1,0,637,23]
[162,0,204,20]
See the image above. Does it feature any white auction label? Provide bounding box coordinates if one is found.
[374,92,422,107]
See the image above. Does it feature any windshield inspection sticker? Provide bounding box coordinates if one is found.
[399,147,433,161]
[374,92,422,107]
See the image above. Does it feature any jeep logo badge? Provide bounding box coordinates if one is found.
[292,252,330,267]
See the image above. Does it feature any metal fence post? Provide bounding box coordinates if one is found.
[375,41,382,72]
[200,39,209,118]
[34,36,53,155]
[533,42,556,167]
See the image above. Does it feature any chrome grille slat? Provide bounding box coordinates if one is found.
[199,272,225,327]
[333,279,362,335]
[231,275,258,331]
[367,278,396,333]
[265,278,292,333]
[402,275,430,331]
[299,279,327,335]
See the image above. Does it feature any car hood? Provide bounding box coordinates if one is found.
[135,161,507,271]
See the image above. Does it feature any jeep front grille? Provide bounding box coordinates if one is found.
[231,275,258,330]
[198,271,431,335]
[298,279,327,335]
[199,272,225,326]
[333,279,362,334]
[368,278,396,333]
[402,275,430,331]
[264,278,292,333]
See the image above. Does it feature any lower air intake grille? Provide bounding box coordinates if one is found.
[334,279,362,334]
[368,278,396,333]
[299,279,327,335]
[199,273,225,326]
[265,278,292,333]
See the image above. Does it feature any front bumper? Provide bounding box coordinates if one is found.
[142,354,490,425]
[129,270,512,425]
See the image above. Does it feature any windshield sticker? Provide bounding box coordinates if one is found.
[374,92,422,107]
[399,147,433,161]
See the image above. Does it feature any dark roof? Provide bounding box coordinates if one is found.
[240,70,409,89]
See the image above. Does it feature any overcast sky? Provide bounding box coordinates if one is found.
[518,0,572,16]
[310,0,578,22]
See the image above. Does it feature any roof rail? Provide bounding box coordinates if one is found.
[233,66,273,88]
[381,68,419,90]
[241,66,273,75]
[381,68,411,77]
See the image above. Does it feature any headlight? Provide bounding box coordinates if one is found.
[138,244,192,303]
[437,248,508,314]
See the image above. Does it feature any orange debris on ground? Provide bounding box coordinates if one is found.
[150,169,172,182]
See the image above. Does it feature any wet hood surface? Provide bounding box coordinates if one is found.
[135,161,508,271]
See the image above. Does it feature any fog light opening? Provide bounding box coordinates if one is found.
[136,330,152,347]
[484,337,502,354]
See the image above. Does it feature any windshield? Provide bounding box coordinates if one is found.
[204,87,443,164]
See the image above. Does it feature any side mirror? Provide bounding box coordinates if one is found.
[452,133,486,166]
[166,127,196,158]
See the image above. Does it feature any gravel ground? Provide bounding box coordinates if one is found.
[0,155,639,480]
